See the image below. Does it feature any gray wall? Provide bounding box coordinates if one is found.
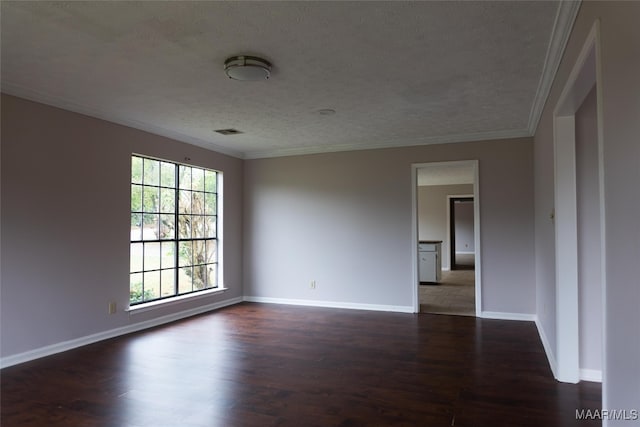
[244,139,535,314]
[1,95,244,359]
[534,2,640,420]
[575,86,602,374]
[417,184,473,270]
[0,95,535,361]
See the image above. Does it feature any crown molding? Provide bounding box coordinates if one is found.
[1,83,246,159]
[243,128,531,159]
[3,83,531,161]
[527,0,582,135]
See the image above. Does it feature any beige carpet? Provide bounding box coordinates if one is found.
[419,269,475,316]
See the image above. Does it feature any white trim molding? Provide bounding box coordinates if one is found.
[0,297,243,369]
[481,312,536,322]
[580,369,603,383]
[472,165,482,318]
[243,296,414,314]
[552,20,603,385]
[536,317,558,379]
[127,287,229,315]
[528,0,582,135]
[245,129,529,160]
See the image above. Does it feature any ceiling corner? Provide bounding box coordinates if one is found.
[1,82,246,160]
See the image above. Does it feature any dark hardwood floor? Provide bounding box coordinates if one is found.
[1,303,601,426]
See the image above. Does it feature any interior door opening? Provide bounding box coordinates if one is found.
[552,22,604,385]
[449,197,475,271]
[411,161,481,317]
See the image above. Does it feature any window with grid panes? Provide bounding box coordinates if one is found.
[130,155,219,305]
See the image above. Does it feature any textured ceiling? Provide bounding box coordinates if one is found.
[1,1,577,159]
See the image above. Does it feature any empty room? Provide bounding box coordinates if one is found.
[1,2,638,426]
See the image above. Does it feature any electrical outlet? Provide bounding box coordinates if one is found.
[310,280,316,290]
[108,301,117,314]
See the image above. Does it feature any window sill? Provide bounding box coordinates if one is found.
[126,287,229,315]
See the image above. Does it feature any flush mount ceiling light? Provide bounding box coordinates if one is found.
[224,55,271,81]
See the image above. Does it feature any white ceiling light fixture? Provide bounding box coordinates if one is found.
[224,55,271,81]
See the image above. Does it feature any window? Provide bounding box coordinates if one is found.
[130,155,219,305]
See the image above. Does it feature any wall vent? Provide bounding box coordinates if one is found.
[214,128,243,135]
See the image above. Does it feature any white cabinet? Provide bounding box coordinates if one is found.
[419,242,442,282]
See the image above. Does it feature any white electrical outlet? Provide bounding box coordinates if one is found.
[310,280,316,290]
[108,301,117,314]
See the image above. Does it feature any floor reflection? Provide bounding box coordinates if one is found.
[116,315,241,426]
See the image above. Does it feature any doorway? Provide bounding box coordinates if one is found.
[411,160,481,316]
[449,196,475,271]
[552,22,604,384]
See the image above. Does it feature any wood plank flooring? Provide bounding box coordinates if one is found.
[1,303,601,426]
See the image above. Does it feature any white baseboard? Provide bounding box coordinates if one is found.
[243,296,414,313]
[2,295,586,385]
[480,311,536,321]
[533,318,602,383]
[580,368,602,383]
[0,296,243,369]
[535,317,558,379]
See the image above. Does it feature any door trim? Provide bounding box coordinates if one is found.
[411,160,481,316]
[449,196,474,271]
[552,20,606,385]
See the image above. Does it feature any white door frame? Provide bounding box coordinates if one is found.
[411,160,481,316]
[446,194,475,271]
[552,21,606,385]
